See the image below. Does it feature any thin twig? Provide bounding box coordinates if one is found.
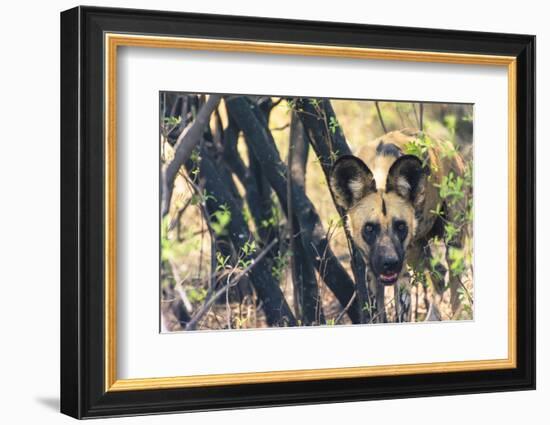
[185,238,279,331]
[458,277,474,305]
[412,103,420,130]
[287,134,302,321]
[394,103,407,128]
[368,297,396,324]
[334,292,357,325]
[414,281,419,322]
[167,259,193,314]
[270,123,290,132]
[169,197,192,232]
[269,98,284,110]
[375,101,388,133]
[161,94,222,217]
[182,174,217,291]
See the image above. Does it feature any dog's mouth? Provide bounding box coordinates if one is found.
[379,272,399,285]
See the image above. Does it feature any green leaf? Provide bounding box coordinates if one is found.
[328,116,340,134]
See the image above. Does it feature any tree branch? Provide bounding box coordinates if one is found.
[185,238,279,330]
[289,113,324,324]
[187,148,296,327]
[294,98,371,323]
[226,96,360,323]
[161,94,222,217]
[375,101,388,134]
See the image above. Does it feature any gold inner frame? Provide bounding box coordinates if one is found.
[104,33,517,392]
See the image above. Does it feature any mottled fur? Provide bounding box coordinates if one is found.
[330,128,466,322]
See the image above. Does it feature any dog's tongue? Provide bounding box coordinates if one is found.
[380,272,398,281]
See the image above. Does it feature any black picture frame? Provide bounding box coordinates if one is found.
[60,5,535,419]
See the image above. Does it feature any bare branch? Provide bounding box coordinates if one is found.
[375,101,388,134]
[185,238,279,330]
[161,94,222,217]
[419,102,424,131]
[287,124,301,321]
[226,97,360,323]
[188,149,296,327]
[294,99,370,323]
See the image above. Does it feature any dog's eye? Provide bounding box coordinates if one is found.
[393,220,408,240]
[362,222,378,245]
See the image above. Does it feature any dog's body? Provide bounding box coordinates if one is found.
[330,128,467,322]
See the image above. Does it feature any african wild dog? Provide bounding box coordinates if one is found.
[329,128,467,323]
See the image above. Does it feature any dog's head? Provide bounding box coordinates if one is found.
[329,154,428,285]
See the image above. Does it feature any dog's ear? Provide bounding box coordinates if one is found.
[386,155,428,210]
[330,155,377,210]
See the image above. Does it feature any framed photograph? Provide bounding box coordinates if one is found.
[60,6,535,419]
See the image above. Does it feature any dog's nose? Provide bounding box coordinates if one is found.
[382,256,399,272]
